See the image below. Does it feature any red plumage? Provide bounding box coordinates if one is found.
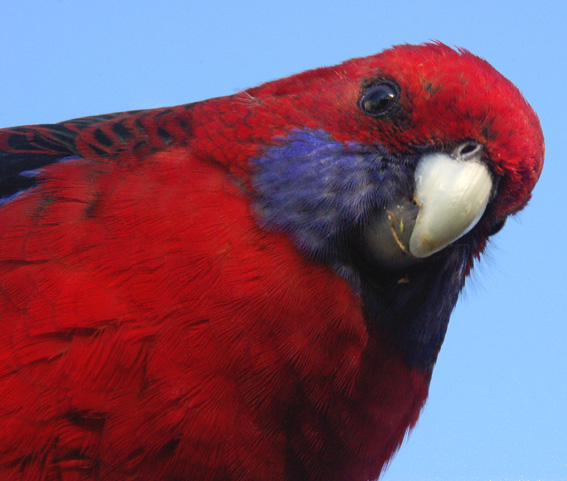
[0,43,543,480]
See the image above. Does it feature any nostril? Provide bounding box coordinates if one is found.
[460,143,478,154]
[453,141,483,160]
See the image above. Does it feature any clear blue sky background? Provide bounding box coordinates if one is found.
[1,1,565,480]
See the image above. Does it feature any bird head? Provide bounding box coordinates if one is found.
[247,42,544,270]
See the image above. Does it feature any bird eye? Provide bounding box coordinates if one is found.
[487,218,506,237]
[360,82,399,116]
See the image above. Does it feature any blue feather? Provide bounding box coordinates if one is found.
[253,128,472,369]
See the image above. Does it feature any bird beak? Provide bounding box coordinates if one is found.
[364,142,493,268]
[409,142,492,257]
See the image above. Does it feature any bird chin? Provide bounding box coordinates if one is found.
[363,198,422,270]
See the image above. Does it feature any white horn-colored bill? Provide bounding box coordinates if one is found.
[409,152,493,258]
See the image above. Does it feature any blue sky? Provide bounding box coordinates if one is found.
[2,1,565,479]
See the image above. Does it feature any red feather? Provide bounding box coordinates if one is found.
[0,145,429,480]
[0,43,543,480]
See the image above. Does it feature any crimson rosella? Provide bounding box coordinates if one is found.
[0,42,544,481]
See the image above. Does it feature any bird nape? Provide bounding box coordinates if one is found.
[0,42,543,481]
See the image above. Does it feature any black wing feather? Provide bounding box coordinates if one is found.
[0,104,193,202]
[0,111,140,201]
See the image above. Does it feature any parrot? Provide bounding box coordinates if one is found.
[0,42,543,481]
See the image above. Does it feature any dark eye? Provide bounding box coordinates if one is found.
[487,218,506,237]
[359,82,399,116]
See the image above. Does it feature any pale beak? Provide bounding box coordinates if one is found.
[364,142,493,268]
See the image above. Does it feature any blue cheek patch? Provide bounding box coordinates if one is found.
[252,129,414,262]
[252,128,471,370]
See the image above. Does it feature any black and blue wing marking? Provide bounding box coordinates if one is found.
[0,112,140,204]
